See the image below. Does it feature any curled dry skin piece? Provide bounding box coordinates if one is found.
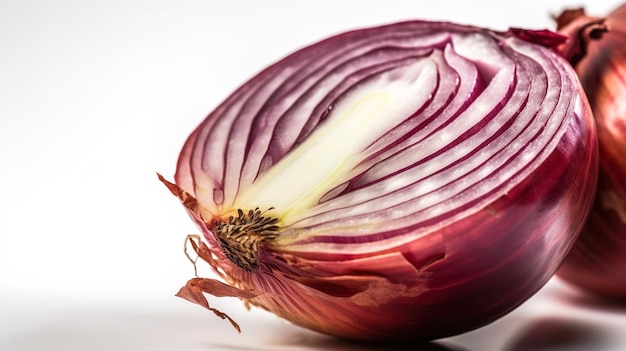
[161,20,597,340]
[557,5,626,299]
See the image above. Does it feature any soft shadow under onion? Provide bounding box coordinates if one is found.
[504,316,613,351]
[262,328,468,351]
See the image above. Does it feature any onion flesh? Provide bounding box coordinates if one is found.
[556,5,626,299]
[160,20,597,340]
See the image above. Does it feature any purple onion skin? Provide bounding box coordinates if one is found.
[165,21,598,340]
[557,5,626,299]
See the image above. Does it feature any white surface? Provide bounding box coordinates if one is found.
[1,0,625,350]
[1,279,626,351]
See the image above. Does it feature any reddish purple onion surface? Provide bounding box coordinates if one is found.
[160,20,597,340]
[556,5,626,299]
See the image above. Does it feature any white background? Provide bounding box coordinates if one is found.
[1,0,626,350]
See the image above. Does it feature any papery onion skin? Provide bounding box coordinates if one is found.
[162,20,597,340]
[557,5,626,299]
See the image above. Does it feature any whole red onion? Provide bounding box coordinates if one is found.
[160,20,597,340]
[557,4,626,299]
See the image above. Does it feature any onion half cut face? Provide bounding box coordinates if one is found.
[161,21,598,340]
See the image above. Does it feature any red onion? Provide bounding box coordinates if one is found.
[556,5,626,299]
[160,20,597,340]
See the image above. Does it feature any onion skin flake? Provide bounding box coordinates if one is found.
[160,20,598,341]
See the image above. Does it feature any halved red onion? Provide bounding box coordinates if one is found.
[556,5,626,299]
[160,21,597,340]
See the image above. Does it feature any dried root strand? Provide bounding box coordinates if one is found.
[184,234,202,277]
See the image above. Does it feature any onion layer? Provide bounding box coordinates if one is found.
[557,5,626,299]
[161,21,597,340]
